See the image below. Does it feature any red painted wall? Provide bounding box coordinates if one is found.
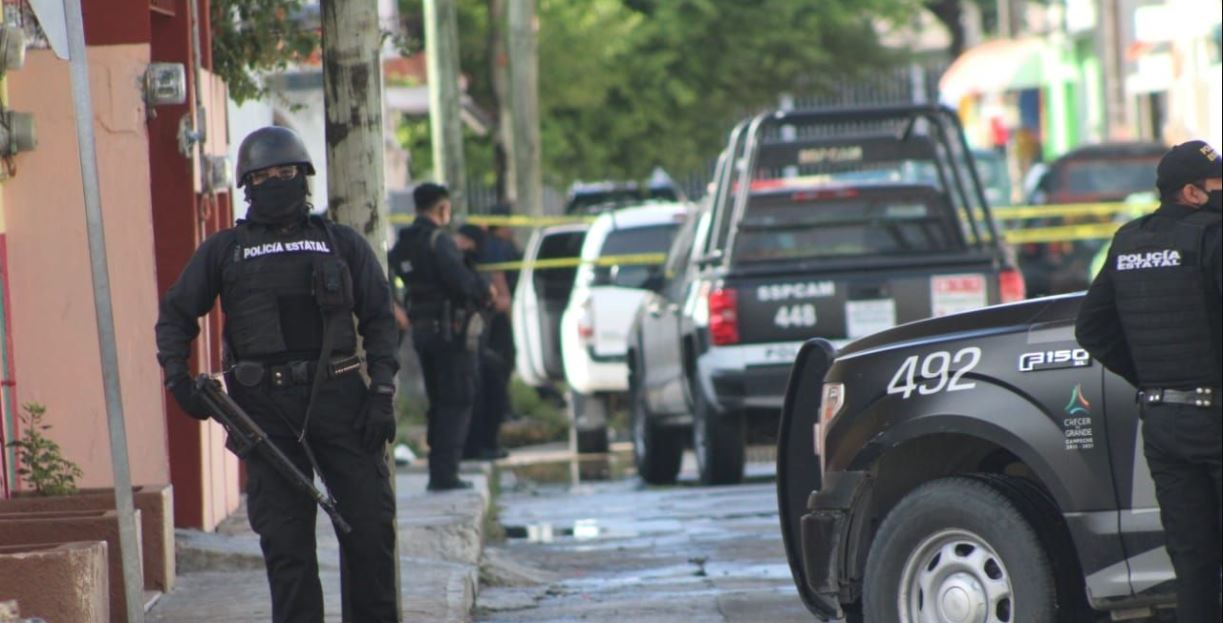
[82,0,150,46]
[146,0,228,529]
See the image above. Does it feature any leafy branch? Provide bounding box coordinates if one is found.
[6,403,83,497]
[211,0,321,104]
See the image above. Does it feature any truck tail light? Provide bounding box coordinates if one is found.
[577,297,595,342]
[998,268,1026,303]
[707,287,739,346]
[814,382,845,470]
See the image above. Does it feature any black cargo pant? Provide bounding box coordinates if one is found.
[1141,403,1222,623]
[413,327,477,485]
[466,346,509,455]
[467,313,513,456]
[229,371,398,623]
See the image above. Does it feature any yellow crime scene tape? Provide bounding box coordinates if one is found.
[478,252,667,272]
[386,201,1156,272]
[387,213,593,227]
[1001,222,1127,245]
[989,202,1153,220]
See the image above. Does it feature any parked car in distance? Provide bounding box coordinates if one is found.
[972,148,1012,207]
[1018,142,1165,296]
[564,177,682,215]
[560,202,690,452]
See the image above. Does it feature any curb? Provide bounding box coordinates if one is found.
[161,464,495,623]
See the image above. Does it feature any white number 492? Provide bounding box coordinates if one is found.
[887,347,981,399]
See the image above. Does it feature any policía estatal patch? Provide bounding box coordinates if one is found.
[242,240,332,260]
[1116,250,1180,271]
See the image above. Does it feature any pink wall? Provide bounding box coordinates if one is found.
[2,47,169,489]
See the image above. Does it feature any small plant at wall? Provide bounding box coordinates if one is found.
[5,402,83,496]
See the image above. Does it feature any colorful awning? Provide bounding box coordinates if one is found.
[939,37,1046,104]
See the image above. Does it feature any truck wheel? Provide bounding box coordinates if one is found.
[569,390,609,454]
[630,374,683,484]
[863,477,1056,623]
[691,380,744,485]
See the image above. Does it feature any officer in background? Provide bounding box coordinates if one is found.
[155,126,400,623]
[390,183,491,490]
[486,202,523,293]
[1076,140,1222,622]
[457,223,513,461]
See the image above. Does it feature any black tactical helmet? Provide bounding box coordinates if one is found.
[235,126,315,187]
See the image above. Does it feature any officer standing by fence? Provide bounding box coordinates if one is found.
[390,183,491,490]
[1076,140,1222,622]
[155,126,400,622]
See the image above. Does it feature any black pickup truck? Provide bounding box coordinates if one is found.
[627,105,1023,485]
[777,294,1176,622]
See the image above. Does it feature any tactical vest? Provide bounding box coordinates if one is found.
[399,223,447,319]
[221,218,357,360]
[1110,208,1222,388]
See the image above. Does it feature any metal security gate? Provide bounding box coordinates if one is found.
[791,60,949,109]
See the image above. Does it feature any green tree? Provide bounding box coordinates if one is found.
[400,0,917,189]
[222,1,918,189]
[536,0,916,184]
[212,0,320,104]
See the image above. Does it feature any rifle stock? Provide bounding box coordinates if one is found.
[194,375,353,534]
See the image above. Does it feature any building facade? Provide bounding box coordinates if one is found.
[0,0,240,531]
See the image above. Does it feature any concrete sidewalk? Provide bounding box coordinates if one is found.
[147,465,492,623]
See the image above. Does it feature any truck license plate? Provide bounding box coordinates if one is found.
[931,274,987,316]
[846,299,896,339]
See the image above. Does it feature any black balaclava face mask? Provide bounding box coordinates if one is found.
[1193,183,1223,212]
[245,174,310,225]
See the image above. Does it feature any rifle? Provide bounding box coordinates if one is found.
[194,375,352,534]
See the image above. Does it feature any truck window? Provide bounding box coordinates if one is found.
[1057,158,1158,196]
[731,189,963,263]
[534,230,586,304]
[598,224,680,257]
[591,224,681,289]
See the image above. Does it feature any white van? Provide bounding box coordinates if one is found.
[559,203,690,452]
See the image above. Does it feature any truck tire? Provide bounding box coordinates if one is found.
[630,373,683,484]
[863,476,1056,623]
[569,390,609,454]
[691,379,744,485]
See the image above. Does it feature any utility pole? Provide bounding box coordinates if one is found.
[508,0,543,216]
[319,0,399,618]
[489,0,516,204]
[63,1,145,620]
[322,0,389,247]
[1098,0,1128,139]
[425,0,468,218]
[996,0,1012,38]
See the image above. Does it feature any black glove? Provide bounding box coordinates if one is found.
[167,376,210,421]
[358,385,396,453]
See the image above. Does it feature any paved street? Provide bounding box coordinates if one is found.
[476,453,818,623]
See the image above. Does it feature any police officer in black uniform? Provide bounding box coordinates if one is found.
[1076,140,1222,622]
[390,183,490,490]
[155,126,400,622]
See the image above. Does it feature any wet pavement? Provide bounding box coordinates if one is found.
[476,448,820,623]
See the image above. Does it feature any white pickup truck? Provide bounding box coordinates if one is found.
[559,203,690,452]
